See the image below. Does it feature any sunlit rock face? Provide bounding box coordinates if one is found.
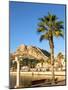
[17,44,27,51]
[16,44,28,55]
[12,44,50,61]
[27,46,43,60]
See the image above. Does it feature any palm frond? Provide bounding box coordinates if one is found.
[52,15,58,21]
[38,17,45,22]
[37,22,48,32]
[44,16,49,22]
[37,27,45,33]
[38,22,45,28]
[58,25,64,29]
[53,30,64,38]
[40,33,49,42]
[56,21,64,29]
[59,32,64,38]
[57,21,64,24]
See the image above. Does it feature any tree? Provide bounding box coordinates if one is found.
[57,52,64,70]
[37,12,64,84]
[46,57,51,64]
[40,59,44,68]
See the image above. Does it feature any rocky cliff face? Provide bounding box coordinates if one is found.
[11,44,50,61]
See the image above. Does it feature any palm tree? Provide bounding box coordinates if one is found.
[57,52,64,70]
[37,12,64,84]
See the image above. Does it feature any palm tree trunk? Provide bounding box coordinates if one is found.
[49,37,55,84]
[50,48,55,84]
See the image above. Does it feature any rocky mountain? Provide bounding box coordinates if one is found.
[11,44,50,61]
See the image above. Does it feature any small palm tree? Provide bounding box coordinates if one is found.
[57,52,64,70]
[37,12,64,84]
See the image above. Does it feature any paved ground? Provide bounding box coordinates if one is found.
[10,71,65,75]
[10,71,66,89]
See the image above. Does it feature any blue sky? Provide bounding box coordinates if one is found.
[10,1,66,56]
